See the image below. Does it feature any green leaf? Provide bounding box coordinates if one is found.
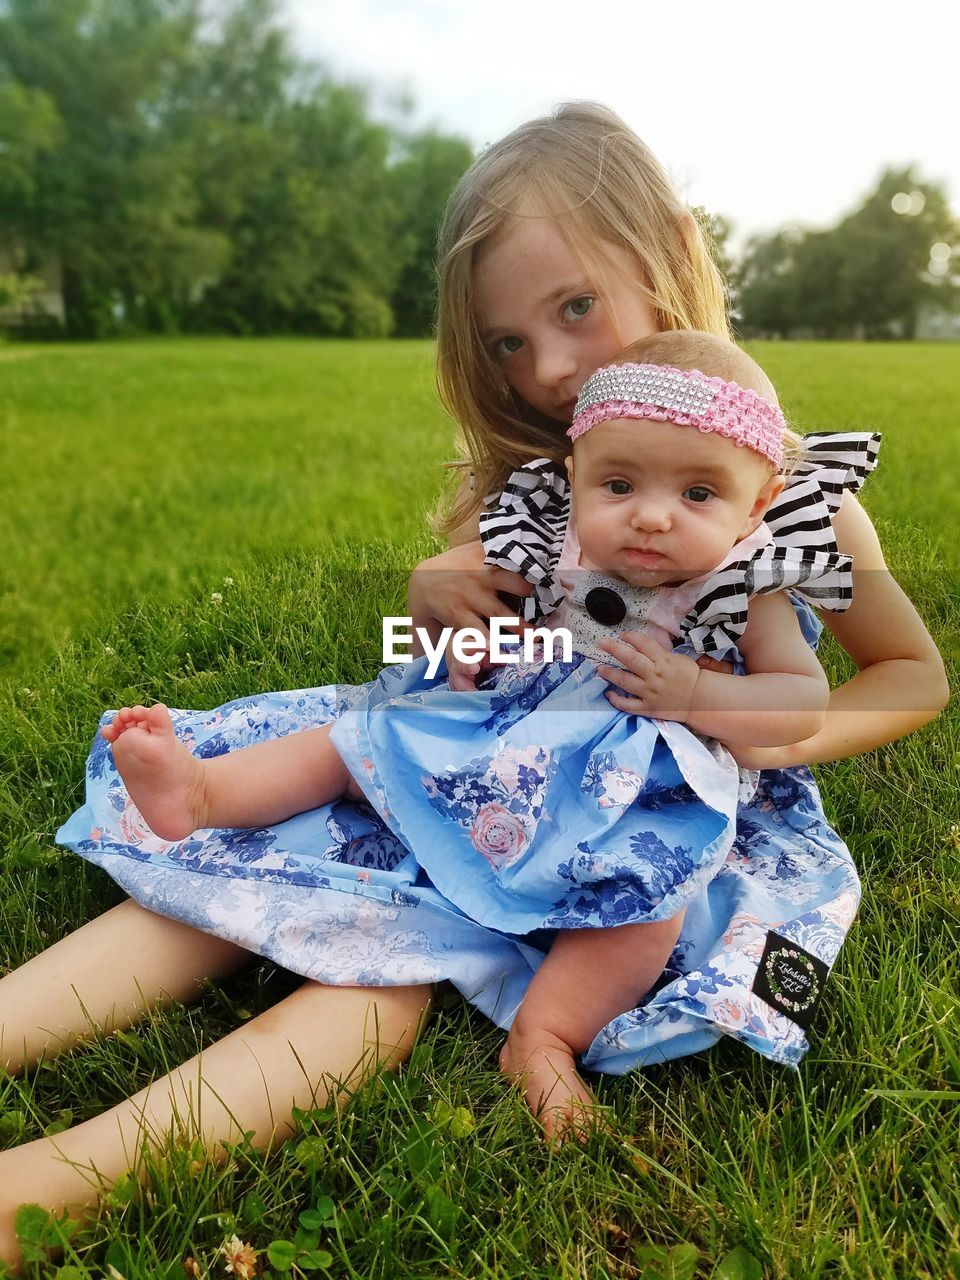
[428,1100,476,1137]
[295,1136,327,1173]
[447,1106,476,1138]
[54,1268,85,1279]
[266,1240,298,1271]
[242,1190,269,1224]
[43,1212,79,1246]
[298,1250,334,1271]
[104,1171,138,1208]
[404,1120,440,1179]
[293,1226,320,1251]
[712,1246,763,1280]
[13,1205,48,1244]
[104,1240,128,1273]
[0,1111,27,1141]
[424,1186,460,1239]
[429,1099,454,1127]
[298,1210,327,1230]
[43,1108,74,1136]
[313,1195,336,1220]
[633,1242,699,1280]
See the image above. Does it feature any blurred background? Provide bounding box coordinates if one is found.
[1,0,958,342]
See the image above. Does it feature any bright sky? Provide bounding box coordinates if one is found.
[283,0,958,247]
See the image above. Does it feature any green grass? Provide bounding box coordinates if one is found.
[1,338,958,1279]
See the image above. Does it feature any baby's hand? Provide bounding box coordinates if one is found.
[447,650,491,692]
[597,633,701,723]
[446,621,527,691]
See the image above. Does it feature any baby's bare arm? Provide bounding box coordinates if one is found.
[684,592,830,746]
[600,593,828,746]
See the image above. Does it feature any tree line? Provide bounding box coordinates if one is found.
[0,0,473,338]
[1,0,956,341]
[732,170,958,339]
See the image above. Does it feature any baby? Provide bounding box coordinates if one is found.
[103,333,838,1138]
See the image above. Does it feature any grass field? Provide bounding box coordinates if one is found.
[1,338,958,1278]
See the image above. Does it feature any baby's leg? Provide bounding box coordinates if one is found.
[104,706,362,840]
[0,899,251,1074]
[500,912,685,1142]
[0,980,432,1270]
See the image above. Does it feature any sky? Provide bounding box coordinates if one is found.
[283,0,959,248]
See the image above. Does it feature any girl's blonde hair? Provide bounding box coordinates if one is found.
[435,101,731,535]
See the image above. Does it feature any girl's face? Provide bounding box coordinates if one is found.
[473,216,659,424]
[567,418,782,587]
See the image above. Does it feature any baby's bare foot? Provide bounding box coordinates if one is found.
[102,704,207,840]
[500,1027,601,1145]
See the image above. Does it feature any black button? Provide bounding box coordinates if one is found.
[584,587,627,625]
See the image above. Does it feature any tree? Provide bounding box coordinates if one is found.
[0,0,227,336]
[389,130,474,337]
[0,0,472,337]
[736,168,958,339]
[734,231,799,338]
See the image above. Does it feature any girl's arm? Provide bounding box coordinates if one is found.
[600,592,829,747]
[727,494,949,768]
[446,470,483,548]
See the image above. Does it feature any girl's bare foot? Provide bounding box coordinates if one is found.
[101,704,207,840]
[499,1026,601,1145]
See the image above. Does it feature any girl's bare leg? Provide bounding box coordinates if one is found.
[499,912,685,1142]
[0,899,251,1074]
[0,980,431,1268]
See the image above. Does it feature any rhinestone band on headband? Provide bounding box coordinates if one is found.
[569,362,786,470]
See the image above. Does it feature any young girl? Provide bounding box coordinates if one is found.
[0,103,946,1262]
[86,331,846,1134]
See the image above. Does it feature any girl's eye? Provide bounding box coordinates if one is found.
[606,479,632,496]
[563,296,594,321]
[494,335,523,359]
[684,486,714,504]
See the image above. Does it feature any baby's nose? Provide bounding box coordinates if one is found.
[631,500,672,532]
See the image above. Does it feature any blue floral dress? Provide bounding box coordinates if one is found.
[58,433,879,1073]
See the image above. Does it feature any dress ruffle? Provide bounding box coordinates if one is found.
[480,433,881,660]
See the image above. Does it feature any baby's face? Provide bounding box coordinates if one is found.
[568,418,782,587]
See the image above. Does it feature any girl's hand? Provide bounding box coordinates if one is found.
[409,542,532,637]
[597,633,701,722]
[408,540,533,691]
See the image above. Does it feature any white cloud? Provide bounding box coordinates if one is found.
[283,0,958,240]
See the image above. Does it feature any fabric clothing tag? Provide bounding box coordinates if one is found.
[752,931,829,1028]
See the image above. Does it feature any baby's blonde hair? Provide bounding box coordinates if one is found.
[607,331,803,474]
[435,102,731,534]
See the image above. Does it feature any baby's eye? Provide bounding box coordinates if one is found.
[493,335,523,359]
[684,485,714,504]
[563,296,594,321]
[605,479,632,496]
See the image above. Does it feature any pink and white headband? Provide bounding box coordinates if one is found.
[569,362,785,470]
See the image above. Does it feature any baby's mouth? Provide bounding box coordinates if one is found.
[622,548,666,567]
